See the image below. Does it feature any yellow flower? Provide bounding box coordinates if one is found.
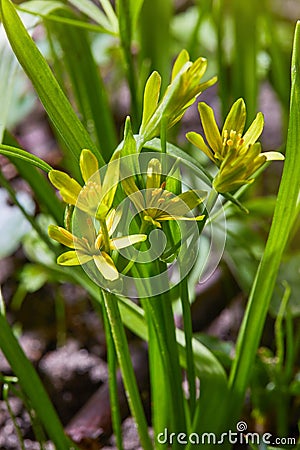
[48,209,147,281]
[49,149,120,218]
[186,98,284,193]
[122,158,206,228]
[139,49,217,144]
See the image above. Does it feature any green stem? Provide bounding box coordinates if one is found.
[180,276,196,420]
[102,291,152,450]
[101,291,124,450]
[3,384,26,450]
[117,0,139,129]
[131,261,186,443]
[275,281,291,369]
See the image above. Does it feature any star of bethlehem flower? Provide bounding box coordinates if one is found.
[138,49,217,145]
[186,98,284,193]
[48,149,120,219]
[122,158,206,228]
[48,148,147,280]
[49,209,147,281]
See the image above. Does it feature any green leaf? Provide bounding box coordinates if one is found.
[270,253,300,318]
[0,0,104,169]
[3,131,64,225]
[68,0,115,33]
[0,144,52,172]
[47,12,117,159]
[0,313,77,450]
[17,0,67,17]
[228,21,300,427]
[0,23,18,142]
[128,0,144,33]
[17,1,113,34]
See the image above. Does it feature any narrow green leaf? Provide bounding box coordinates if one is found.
[0,0,104,168]
[48,13,117,159]
[0,144,52,172]
[3,132,64,224]
[129,0,144,33]
[0,26,18,142]
[0,314,77,450]
[18,1,112,35]
[228,20,300,425]
[98,0,118,31]
[68,0,115,32]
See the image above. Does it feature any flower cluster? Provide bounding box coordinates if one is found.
[122,158,206,228]
[48,152,205,281]
[48,149,146,281]
[186,98,284,193]
[139,49,217,145]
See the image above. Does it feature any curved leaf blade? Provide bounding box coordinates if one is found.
[0,0,104,168]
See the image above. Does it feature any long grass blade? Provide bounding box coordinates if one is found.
[0,0,104,171]
[47,16,117,159]
[0,314,78,449]
[228,20,300,424]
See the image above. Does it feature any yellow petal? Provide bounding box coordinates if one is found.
[101,151,120,212]
[93,253,119,281]
[144,215,161,228]
[122,176,145,211]
[242,112,264,148]
[198,102,222,153]
[80,149,100,183]
[186,131,215,162]
[158,215,205,221]
[140,71,162,133]
[171,49,190,81]
[48,225,76,248]
[222,98,246,137]
[110,234,147,250]
[49,170,81,205]
[178,189,206,208]
[260,151,285,161]
[146,158,162,189]
[57,251,92,266]
[106,208,122,236]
